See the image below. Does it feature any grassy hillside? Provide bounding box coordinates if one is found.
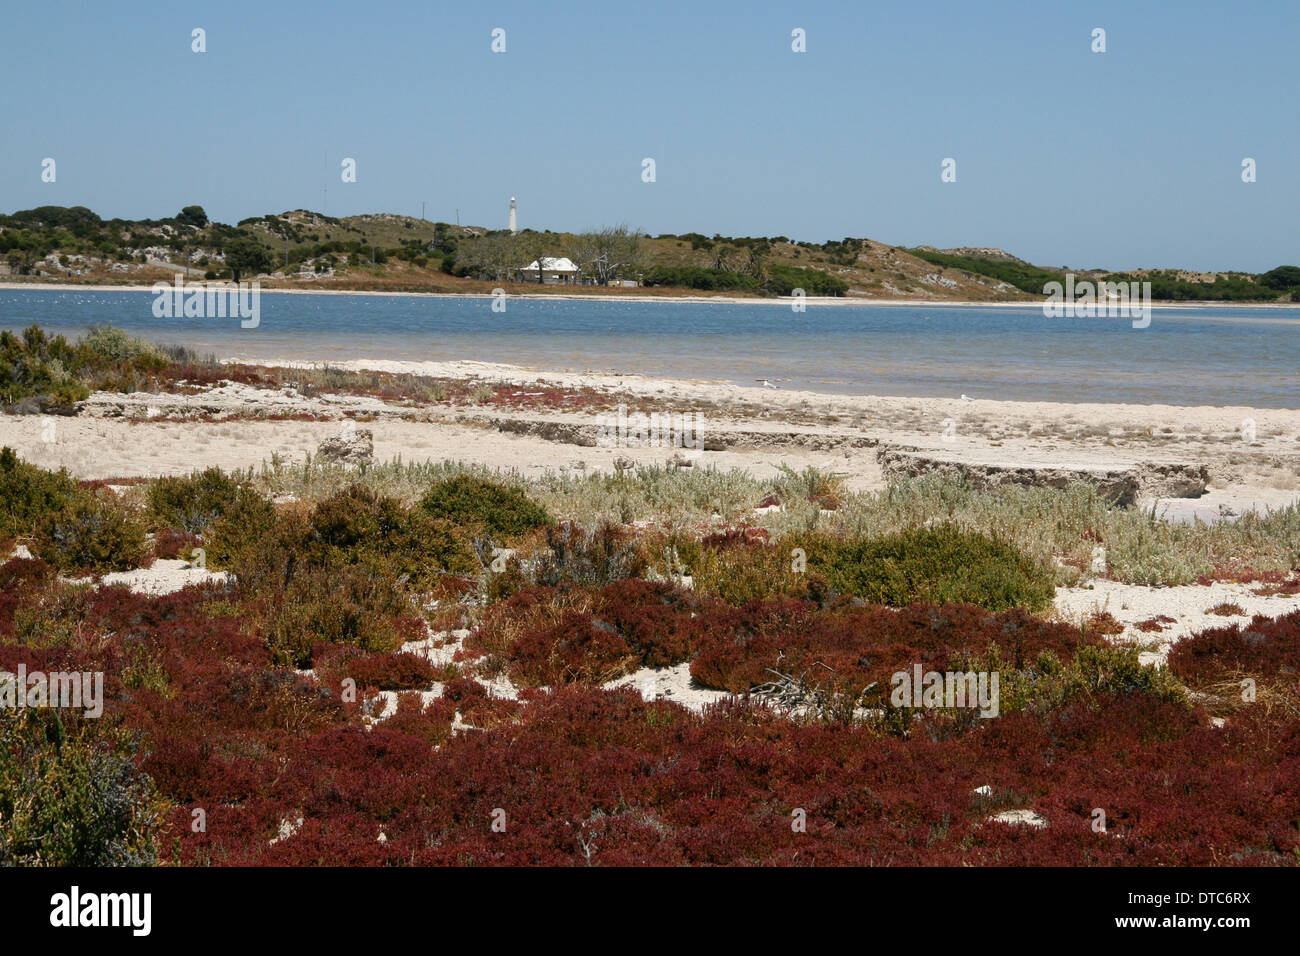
[908,246,1300,302]
[2,204,1298,302]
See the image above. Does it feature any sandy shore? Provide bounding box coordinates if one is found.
[4,279,1300,310]
[1,359,1295,522]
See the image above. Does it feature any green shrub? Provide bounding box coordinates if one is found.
[0,327,89,409]
[205,489,281,572]
[32,495,150,574]
[641,266,760,293]
[419,475,552,537]
[0,447,86,539]
[993,643,1186,716]
[146,467,255,535]
[305,485,476,587]
[905,248,1062,295]
[766,264,849,297]
[263,564,413,667]
[0,709,160,866]
[688,540,809,605]
[0,325,176,408]
[74,325,165,368]
[801,524,1055,612]
[210,484,477,586]
[11,578,91,648]
[207,484,471,664]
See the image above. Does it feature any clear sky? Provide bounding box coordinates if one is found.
[2,0,1295,272]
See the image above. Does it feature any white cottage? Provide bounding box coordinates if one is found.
[519,257,579,285]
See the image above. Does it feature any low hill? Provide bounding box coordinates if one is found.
[2,205,1298,303]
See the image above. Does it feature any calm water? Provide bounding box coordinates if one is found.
[2,289,1297,407]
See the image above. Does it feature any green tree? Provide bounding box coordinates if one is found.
[223,235,272,282]
[1259,265,1300,290]
[177,205,209,227]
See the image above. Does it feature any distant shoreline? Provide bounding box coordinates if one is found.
[1,280,1298,310]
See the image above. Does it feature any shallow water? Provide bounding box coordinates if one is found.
[2,289,1297,407]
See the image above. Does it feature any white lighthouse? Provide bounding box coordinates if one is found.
[508,197,518,235]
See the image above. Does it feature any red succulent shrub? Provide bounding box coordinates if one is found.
[1167,610,1300,685]
[701,527,770,550]
[0,556,56,639]
[315,645,437,692]
[383,691,456,746]
[481,579,710,685]
[690,600,1096,694]
[443,678,521,728]
[509,611,638,686]
[1134,614,1177,632]
[152,527,202,560]
[591,578,705,668]
[6,528,1298,868]
[0,555,55,589]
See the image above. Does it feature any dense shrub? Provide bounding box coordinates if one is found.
[0,557,58,642]
[996,642,1186,716]
[641,266,760,292]
[441,677,522,728]
[307,687,1292,866]
[473,579,704,685]
[75,326,169,388]
[0,555,55,592]
[687,533,812,605]
[210,484,475,588]
[0,447,85,539]
[0,709,160,865]
[0,327,88,409]
[471,585,596,665]
[152,527,203,561]
[263,564,415,667]
[510,611,640,685]
[305,484,476,587]
[208,486,473,666]
[690,600,1093,697]
[204,488,281,572]
[531,521,649,589]
[591,579,703,668]
[3,478,1296,867]
[146,468,256,535]
[419,475,552,537]
[766,264,849,297]
[803,525,1055,612]
[685,525,1052,611]
[315,645,437,692]
[31,494,150,574]
[1167,610,1300,685]
[383,692,456,745]
[0,325,173,408]
[906,248,1064,296]
[1259,265,1300,291]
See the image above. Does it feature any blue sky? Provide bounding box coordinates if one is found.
[1,0,1296,271]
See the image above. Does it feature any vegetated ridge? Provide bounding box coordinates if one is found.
[2,204,1299,303]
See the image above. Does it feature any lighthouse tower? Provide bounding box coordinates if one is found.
[508,197,518,235]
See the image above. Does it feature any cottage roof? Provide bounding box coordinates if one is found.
[521,257,578,272]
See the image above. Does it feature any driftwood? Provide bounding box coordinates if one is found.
[751,660,878,721]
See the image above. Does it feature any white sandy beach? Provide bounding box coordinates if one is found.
[0,358,1294,524]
